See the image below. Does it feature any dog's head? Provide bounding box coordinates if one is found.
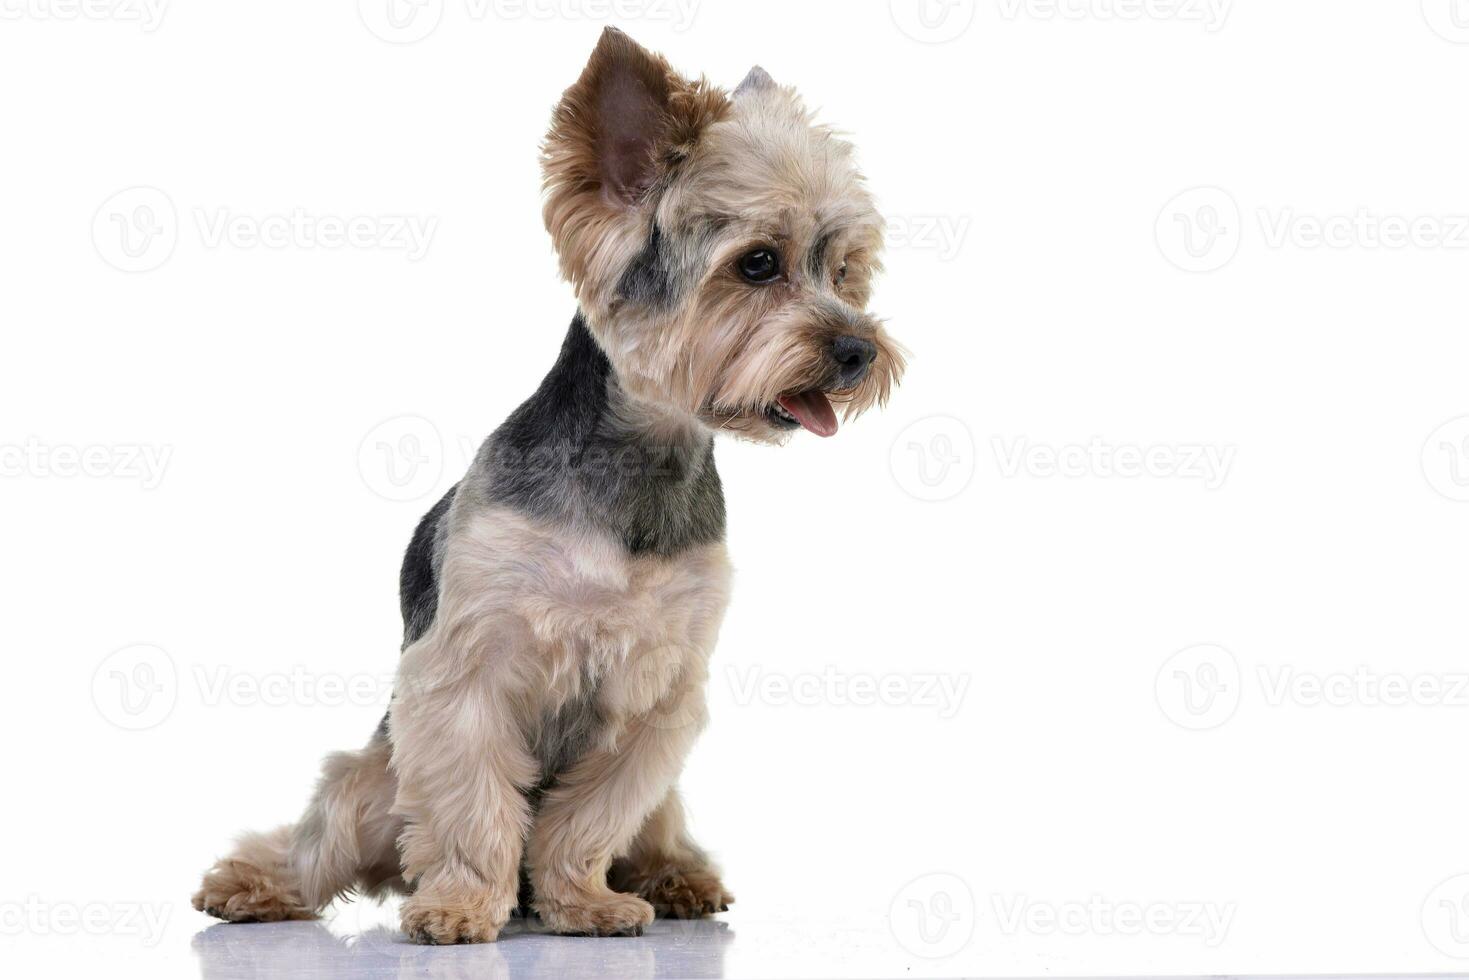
[542,28,905,443]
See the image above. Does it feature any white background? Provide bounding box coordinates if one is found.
[3,1,1469,977]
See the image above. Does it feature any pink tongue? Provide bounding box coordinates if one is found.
[777,391,838,437]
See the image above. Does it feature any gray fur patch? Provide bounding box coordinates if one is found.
[808,230,833,281]
[616,223,677,309]
[463,313,726,556]
[532,682,605,789]
[399,484,456,647]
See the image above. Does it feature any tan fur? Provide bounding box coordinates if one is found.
[391,505,731,941]
[609,790,734,918]
[293,738,403,908]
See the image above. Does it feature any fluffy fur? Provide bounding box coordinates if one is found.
[193,28,903,944]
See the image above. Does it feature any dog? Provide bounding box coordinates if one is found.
[192,27,905,944]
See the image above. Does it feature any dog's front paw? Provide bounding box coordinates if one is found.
[401,889,508,944]
[536,888,655,936]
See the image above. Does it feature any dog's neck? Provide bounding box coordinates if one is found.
[477,313,726,555]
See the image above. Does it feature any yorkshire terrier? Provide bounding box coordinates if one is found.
[193,27,904,943]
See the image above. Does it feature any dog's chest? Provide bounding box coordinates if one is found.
[454,505,732,719]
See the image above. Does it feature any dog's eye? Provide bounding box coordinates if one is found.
[737,248,780,283]
[834,263,848,286]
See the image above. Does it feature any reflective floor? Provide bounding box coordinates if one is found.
[183,894,935,979]
[165,897,1464,979]
[191,917,738,980]
[183,916,1462,980]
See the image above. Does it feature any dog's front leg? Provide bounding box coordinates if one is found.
[527,668,709,936]
[390,635,538,944]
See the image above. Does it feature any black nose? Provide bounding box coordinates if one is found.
[830,335,878,387]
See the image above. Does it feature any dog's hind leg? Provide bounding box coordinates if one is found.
[609,788,732,918]
[293,732,404,907]
[191,824,314,923]
[192,731,402,922]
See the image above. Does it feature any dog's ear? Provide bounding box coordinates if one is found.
[544,27,724,208]
[733,65,775,97]
[542,28,728,295]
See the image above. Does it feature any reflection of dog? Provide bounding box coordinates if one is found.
[194,28,904,943]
